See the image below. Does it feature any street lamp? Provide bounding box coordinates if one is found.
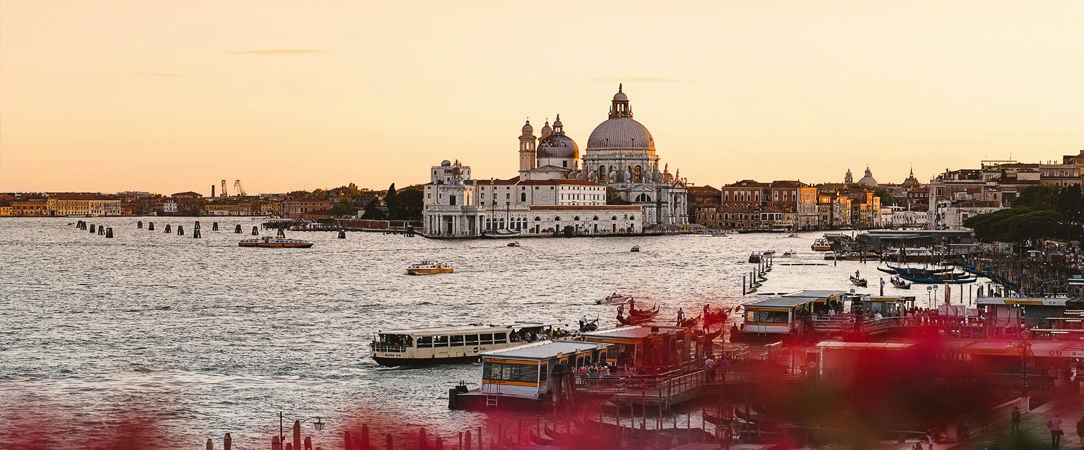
[273,412,325,450]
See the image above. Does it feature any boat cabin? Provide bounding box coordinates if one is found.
[370,322,562,366]
[479,340,608,399]
[740,290,847,335]
[580,325,694,372]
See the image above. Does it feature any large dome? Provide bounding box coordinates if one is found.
[537,134,579,159]
[587,118,654,151]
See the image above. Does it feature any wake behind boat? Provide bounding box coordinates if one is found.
[238,236,313,248]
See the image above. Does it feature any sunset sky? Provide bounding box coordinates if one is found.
[2,1,1082,195]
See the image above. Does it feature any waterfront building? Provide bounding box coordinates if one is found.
[10,197,48,216]
[47,193,122,217]
[283,193,330,220]
[423,86,686,237]
[686,185,721,226]
[717,180,802,231]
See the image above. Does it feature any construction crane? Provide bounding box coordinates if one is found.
[220,180,228,198]
[233,180,247,197]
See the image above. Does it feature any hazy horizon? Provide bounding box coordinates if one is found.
[2,1,1082,195]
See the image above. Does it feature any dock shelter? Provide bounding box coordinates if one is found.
[976,297,1081,336]
[450,340,608,410]
[580,325,693,371]
[740,290,847,335]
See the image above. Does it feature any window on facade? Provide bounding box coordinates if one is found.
[634,165,642,182]
[450,196,456,206]
[520,193,526,201]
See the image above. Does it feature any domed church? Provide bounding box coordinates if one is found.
[424,86,687,237]
[517,85,688,226]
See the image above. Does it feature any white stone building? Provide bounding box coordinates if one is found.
[423,86,686,238]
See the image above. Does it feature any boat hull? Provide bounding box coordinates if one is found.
[238,242,313,248]
[406,268,454,275]
[372,354,480,366]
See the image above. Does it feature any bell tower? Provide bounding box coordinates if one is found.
[518,119,537,177]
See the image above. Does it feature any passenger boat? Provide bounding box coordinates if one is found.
[406,259,453,275]
[238,236,314,248]
[811,238,832,251]
[370,322,559,366]
[448,340,609,410]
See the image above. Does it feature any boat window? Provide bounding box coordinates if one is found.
[494,333,507,344]
[417,336,433,348]
[479,333,493,344]
[746,310,789,323]
[539,362,547,383]
[483,362,539,383]
[450,335,464,346]
[464,334,479,345]
[434,335,449,346]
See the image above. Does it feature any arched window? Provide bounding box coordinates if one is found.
[593,216,599,220]
[520,193,526,202]
[554,217,561,221]
[611,216,617,220]
[574,216,580,221]
[534,216,541,221]
[634,165,642,182]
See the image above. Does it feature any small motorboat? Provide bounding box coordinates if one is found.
[406,259,454,275]
[630,245,640,252]
[507,241,521,247]
[597,293,632,304]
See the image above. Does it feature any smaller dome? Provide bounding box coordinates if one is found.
[613,91,628,101]
[521,120,533,134]
[441,160,451,166]
[537,134,579,160]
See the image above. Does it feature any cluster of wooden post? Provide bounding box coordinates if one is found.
[206,432,232,450]
[76,220,113,238]
[271,420,322,450]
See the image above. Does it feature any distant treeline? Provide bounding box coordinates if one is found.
[965,184,1082,242]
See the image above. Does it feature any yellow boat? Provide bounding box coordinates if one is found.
[406,259,454,275]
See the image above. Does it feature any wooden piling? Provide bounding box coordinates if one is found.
[338,229,346,239]
[105,227,113,238]
[138,221,143,229]
[304,436,311,450]
[148,222,155,231]
[212,222,219,231]
[344,431,353,450]
[385,433,392,450]
[293,420,301,450]
[206,438,213,450]
[165,224,171,233]
[235,224,242,233]
[252,226,259,236]
[90,224,96,233]
[223,433,231,450]
[465,430,472,450]
[98,225,105,235]
[177,225,184,236]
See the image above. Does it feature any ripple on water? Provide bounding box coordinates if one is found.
[1,218,968,448]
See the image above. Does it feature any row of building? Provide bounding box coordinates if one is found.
[685,150,1084,232]
[0,189,377,220]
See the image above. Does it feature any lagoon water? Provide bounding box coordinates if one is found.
[0,217,958,448]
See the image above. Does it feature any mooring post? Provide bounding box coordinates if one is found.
[177,225,184,236]
[252,226,259,236]
[385,433,392,450]
[165,224,171,233]
[223,433,231,450]
[105,227,113,238]
[90,224,96,233]
[138,221,143,229]
[148,222,155,231]
[235,224,242,233]
[344,431,352,450]
[206,438,213,450]
[212,222,219,231]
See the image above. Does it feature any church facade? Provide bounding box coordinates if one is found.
[423,86,687,238]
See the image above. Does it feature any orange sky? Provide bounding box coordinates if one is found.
[2,1,1082,195]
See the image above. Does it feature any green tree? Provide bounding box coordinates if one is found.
[396,188,424,220]
[1056,184,1082,224]
[361,198,385,220]
[1013,185,1060,210]
[384,183,399,220]
[872,187,897,206]
[330,197,357,217]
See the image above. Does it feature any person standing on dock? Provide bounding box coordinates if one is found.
[1048,414,1063,448]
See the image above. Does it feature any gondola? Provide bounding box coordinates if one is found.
[849,274,868,287]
